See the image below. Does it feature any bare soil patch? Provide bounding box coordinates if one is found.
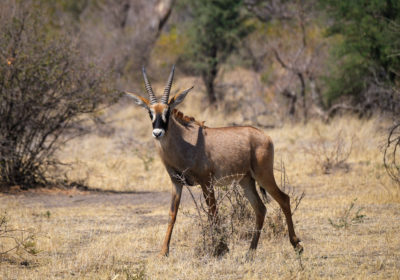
[0,187,169,209]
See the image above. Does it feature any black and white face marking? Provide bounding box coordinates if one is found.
[149,106,170,139]
[125,77,193,140]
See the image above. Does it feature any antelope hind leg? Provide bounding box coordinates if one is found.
[240,176,266,251]
[257,173,303,253]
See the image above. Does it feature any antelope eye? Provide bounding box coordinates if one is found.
[148,111,153,119]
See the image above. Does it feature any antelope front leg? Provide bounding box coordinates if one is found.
[160,182,182,256]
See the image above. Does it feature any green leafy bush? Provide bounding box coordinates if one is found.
[321,0,400,113]
[183,0,253,103]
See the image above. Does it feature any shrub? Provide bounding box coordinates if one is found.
[183,0,253,103]
[303,129,354,174]
[185,180,251,257]
[0,211,39,262]
[0,2,115,188]
[321,0,400,115]
[328,199,366,229]
[184,163,304,257]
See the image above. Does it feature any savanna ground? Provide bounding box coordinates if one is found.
[1,76,400,279]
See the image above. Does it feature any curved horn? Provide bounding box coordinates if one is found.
[161,65,175,104]
[142,67,157,104]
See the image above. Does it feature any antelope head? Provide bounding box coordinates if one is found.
[126,65,194,139]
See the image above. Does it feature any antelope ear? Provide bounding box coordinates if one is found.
[168,86,194,109]
[125,92,150,110]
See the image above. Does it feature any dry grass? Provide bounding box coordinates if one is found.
[1,77,400,279]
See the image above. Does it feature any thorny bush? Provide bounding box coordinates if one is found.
[184,162,304,257]
[0,2,115,188]
[0,211,40,262]
[303,129,354,174]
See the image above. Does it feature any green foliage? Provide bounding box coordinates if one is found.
[153,26,189,66]
[38,0,91,22]
[188,0,251,70]
[184,0,253,103]
[323,52,369,104]
[321,0,400,105]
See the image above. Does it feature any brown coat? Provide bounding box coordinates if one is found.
[125,66,302,257]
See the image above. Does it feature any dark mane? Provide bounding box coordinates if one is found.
[172,109,206,128]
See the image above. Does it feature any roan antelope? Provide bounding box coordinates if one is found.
[125,66,303,256]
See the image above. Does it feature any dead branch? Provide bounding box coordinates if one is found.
[325,104,361,121]
[384,123,400,185]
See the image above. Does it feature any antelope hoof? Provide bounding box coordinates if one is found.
[245,249,256,262]
[294,243,303,255]
[158,250,169,257]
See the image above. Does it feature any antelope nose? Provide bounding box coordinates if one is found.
[152,129,164,138]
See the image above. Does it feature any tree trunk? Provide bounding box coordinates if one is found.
[297,72,307,123]
[202,70,217,104]
[202,46,218,104]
